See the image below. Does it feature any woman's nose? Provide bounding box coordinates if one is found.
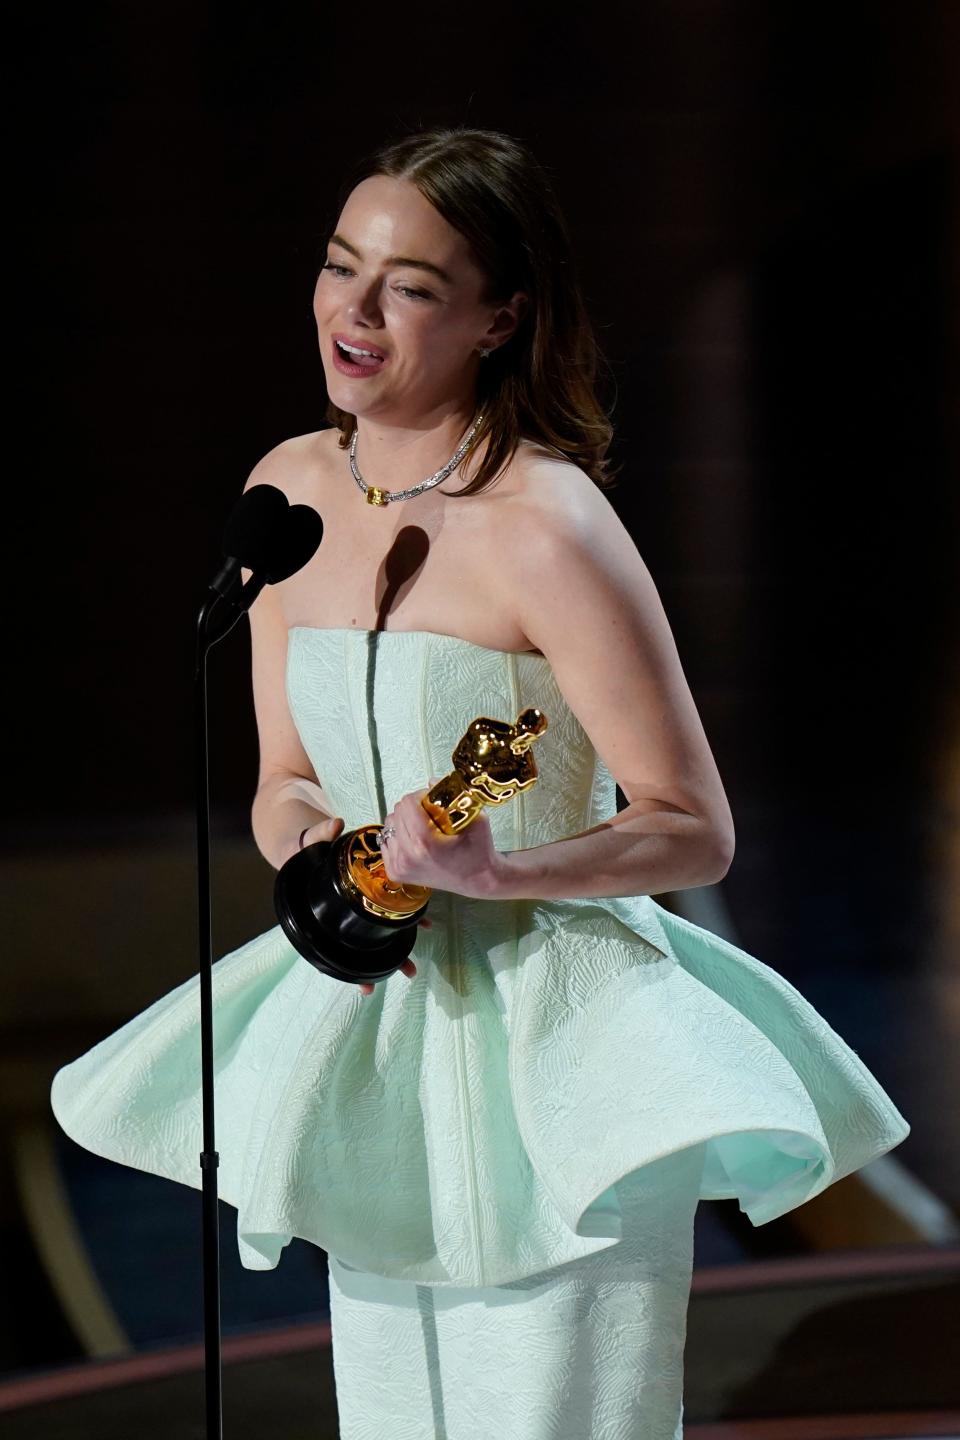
[346,279,384,325]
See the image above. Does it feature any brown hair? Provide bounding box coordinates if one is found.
[320,126,621,495]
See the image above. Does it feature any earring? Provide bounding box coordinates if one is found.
[477,346,491,357]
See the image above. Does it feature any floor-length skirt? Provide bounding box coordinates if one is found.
[326,1141,708,1440]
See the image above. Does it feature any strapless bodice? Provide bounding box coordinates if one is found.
[285,625,616,858]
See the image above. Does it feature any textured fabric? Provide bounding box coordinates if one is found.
[50,627,910,1287]
[327,1142,707,1440]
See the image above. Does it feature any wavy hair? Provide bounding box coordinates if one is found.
[319,126,620,495]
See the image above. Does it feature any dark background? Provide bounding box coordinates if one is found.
[13,2,957,837]
[4,0,958,1393]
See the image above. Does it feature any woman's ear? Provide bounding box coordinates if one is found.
[484,291,529,351]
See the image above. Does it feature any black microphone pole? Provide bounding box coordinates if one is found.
[192,486,323,1438]
[193,578,274,1439]
[194,587,231,1440]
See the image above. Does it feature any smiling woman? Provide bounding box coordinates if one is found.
[314,127,618,500]
[48,124,911,1440]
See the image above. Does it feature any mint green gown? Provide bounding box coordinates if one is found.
[50,627,910,1438]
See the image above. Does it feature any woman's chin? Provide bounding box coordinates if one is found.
[328,374,406,416]
[326,374,368,406]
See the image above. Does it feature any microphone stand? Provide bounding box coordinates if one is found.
[187,480,316,1434]
[193,575,256,1439]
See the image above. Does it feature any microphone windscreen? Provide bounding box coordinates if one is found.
[265,504,324,583]
[222,484,290,571]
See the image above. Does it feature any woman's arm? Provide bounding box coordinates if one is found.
[488,804,729,900]
[252,771,338,872]
[483,465,736,902]
[242,453,336,872]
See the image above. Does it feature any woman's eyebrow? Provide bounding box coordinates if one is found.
[328,232,454,285]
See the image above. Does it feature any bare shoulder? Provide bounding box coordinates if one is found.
[502,443,661,650]
[242,426,338,500]
[507,443,628,553]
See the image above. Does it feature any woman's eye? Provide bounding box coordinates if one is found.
[321,262,431,301]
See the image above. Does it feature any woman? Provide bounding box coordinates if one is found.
[51,128,910,1439]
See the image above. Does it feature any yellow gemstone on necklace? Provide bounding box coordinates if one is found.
[366,486,390,506]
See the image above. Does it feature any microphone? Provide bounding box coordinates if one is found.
[192,480,326,1416]
[191,479,323,1424]
[209,483,289,602]
[206,483,324,642]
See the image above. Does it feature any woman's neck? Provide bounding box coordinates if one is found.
[348,403,483,494]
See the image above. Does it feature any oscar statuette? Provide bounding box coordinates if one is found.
[273,706,548,983]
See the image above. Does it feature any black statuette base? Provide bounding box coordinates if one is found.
[273,835,426,984]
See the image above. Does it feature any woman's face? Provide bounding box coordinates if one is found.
[313,174,522,422]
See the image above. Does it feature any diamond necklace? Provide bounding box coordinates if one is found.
[349,411,485,506]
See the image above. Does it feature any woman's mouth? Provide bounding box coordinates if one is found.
[331,338,388,378]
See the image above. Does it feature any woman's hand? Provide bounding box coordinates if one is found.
[357,779,503,998]
[297,814,346,853]
[380,783,503,901]
[357,942,426,998]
